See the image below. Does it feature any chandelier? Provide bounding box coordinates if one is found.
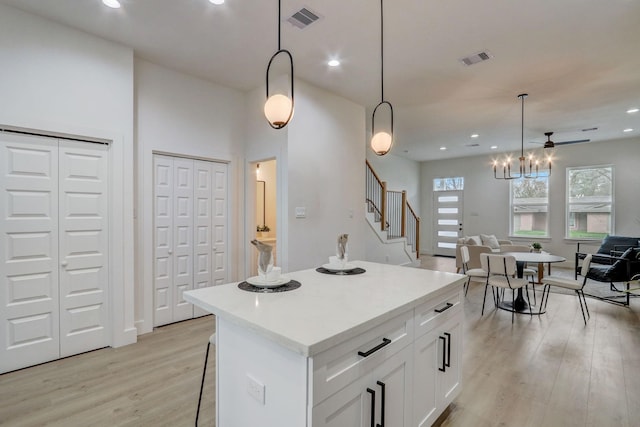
[493,93,552,179]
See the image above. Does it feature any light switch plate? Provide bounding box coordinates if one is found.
[295,207,306,218]
[246,374,265,404]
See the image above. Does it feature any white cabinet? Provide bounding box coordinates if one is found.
[413,297,463,427]
[313,345,412,427]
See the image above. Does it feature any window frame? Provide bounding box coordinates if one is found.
[509,174,550,239]
[565,165,614,240]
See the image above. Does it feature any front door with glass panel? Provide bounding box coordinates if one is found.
[433,190,464,257]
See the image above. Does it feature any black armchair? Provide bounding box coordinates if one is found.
[575,246,640,306]
[575,235,640,278]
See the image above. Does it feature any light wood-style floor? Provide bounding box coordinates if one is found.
[2,256,639,427]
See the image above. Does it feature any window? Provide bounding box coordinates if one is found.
[566,166,613,239]
[510,175,549,237]
[433,177,464,191]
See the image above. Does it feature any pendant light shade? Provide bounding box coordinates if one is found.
[264,0,294,130]
[264,93,293,128]
[371,0,394,156]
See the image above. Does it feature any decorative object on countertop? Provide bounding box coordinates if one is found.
[238,280,301,293]
[336,233,349,265]
[251,239,274,281]
[531,242,542,253]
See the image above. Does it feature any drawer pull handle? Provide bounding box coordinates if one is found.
[434,302,453,313]
[358,338,392,358]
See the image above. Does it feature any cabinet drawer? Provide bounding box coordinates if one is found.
[312,310,414,404]
[414,289,462,338]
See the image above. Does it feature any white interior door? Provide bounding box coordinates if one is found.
[193,161,213,317]
[153,156,227,326]
[153,155,174,326]
[58,141,109,357]
[172,158,194,322]
[1,132,110,373]
[0,134,60,372]
[211,162,228,286]
[433,191,463,256]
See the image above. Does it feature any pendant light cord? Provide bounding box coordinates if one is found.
[380,0,384,103]
[277,0,281,50]
[520,94,524,156]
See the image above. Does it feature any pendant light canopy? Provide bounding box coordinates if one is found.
[493,94,552,180]
[371,0,394,156]
[264,0,294,129]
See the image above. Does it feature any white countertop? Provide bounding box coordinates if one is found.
[184,261,466,357]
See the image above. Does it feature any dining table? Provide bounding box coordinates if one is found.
[501,251,566,313]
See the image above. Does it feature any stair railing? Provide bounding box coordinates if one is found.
[365,161,420,258]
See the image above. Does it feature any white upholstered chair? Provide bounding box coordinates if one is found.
[539,254,593,324]
[481,254,533,322]
[500,244,538,301]
[460,245,488,296]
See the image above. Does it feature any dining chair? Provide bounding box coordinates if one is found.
[196,332,216,426]
[501,244,539,301]
[460,245,489,296]
[539,254,593,324]
[481,254,533,322]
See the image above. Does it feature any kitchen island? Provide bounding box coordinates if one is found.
[184,260,466,427]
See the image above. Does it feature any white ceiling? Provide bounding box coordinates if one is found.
[3,0,639,161]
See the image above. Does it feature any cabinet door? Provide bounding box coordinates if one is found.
[373,344,412,427]
[413,329,440,427]
[312,373,372,427]
[438,317,462,409]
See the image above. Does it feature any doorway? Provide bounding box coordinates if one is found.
[252,159,277,275]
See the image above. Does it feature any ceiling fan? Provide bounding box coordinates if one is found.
[529,131,591,147]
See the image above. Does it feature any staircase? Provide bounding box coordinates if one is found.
[365,160,420,265]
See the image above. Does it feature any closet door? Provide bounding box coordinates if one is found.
[0,133,60,372]
[193,161,213,317]
[172,158,194,322]
[58,141,109,357]
[212,162,228,286]
[153,155,174,326]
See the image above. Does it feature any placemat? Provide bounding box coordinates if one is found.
[238,280,301,293]
[315,267,366,275]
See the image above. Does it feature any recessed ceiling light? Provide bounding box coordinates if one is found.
[627,108,639,114]
[102,0,121,8]
[439,146,447,151]
[490,145,498,150]
[328,59,340,67]
[470,134,479,138]
[209,0,225,4]
[623,128,634,132]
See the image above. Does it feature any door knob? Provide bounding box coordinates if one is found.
[168,250,173,255]
[61,261,68,267]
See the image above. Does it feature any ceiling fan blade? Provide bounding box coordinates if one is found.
[555,139,591,145]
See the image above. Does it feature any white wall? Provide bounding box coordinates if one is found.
[245,79,368,272]
[287,80,367,271]
[134,59,246,334]
[420,136,640,264]
[0,4,136,347]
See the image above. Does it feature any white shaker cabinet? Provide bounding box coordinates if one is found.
[313,337,413,427]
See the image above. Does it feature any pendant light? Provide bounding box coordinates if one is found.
[493,94,552,179]
[371,0,394,156]
[264,0,294,129]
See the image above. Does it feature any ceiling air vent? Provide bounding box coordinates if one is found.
[459,51,493,66]
[287,7,321,29]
